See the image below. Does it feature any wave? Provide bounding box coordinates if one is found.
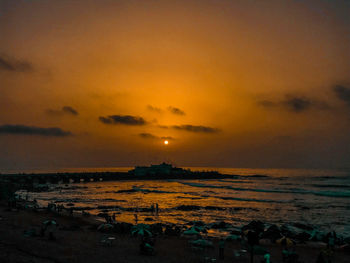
[311,184,350,189]
[180,182,350,199]
[238,174,270,178]
[180,182,306,194]
[313,191,350,198]
[207,195,286,203]
[173,205,258,211]
[46,197,128,203]
[110,186,176,194]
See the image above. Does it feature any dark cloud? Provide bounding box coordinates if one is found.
[333,85,350,107]
[62,106,78,115]
[139,133,158,139]
[0,124,72,137]
[99,115,146,125]
[139,133,174,140]
[172,124,220,133]
[46,106,79,116]
[0,55,33,72]
[258,95,329,113]
[168,106,185,115]
[283,96,312,113]
[147,105,162,113]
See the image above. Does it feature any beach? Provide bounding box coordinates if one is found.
[16,168,350,238]
[1,198,349,263]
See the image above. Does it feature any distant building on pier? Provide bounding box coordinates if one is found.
[130,162,188,176]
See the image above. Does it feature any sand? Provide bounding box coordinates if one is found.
[0,201,349,263]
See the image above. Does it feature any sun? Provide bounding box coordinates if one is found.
[164,140,169,145]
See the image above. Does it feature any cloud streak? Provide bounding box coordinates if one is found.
[283,96,312,113]
[172,124,220,133]
[0,55,33,72]
[99,115,146,125]
[46,106,79,116]
[147,105,162,113]
[0,124,72,137]
[258,95,329,113]
[168,106,185,115]
[333,85,350,107]
[139,132,174,140]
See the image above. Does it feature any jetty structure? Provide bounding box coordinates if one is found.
[0,164,237,198]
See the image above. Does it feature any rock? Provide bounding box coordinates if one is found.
[291,222,313,231]
[309,230,325,242]
[280,224,304,238]
[189,220,205,227]
[261,224,282,241]
[242,220,265,234]
[210,221,231,229]
[229,226,242,235]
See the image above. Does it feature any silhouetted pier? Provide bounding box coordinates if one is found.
[0,170,237,188]
[0,172,130,186]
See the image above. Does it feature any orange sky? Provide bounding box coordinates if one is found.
[1,0,350,170]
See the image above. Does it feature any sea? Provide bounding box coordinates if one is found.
[14,167,350,237]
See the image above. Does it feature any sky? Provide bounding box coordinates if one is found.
[0,0,350,171]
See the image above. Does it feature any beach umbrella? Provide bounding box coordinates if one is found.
[192,225,206,232]
[277,236,295,247]
[97,223,114,231]
[183,227,200,236]
[189,239,214,248]
[225,234,241,241]
[131,224,152,237]
[133,228,152,237]
[43,220,57,226]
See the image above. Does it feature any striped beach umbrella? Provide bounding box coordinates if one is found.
[183,227,200,236]
[131,224,152,237]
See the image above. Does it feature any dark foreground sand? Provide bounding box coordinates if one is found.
[0,201,349,263]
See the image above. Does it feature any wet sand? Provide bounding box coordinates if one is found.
[0,201,349,263]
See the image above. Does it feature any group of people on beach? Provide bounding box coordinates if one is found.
[133,203,160,224]
[104,213,117,224]
[4,192,347,263]
[150,203,159,215]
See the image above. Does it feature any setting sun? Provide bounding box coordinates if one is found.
[164,140,169,145]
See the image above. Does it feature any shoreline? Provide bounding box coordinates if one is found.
[1,199,349,262]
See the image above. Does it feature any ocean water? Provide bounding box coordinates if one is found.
[17,168,350,237]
